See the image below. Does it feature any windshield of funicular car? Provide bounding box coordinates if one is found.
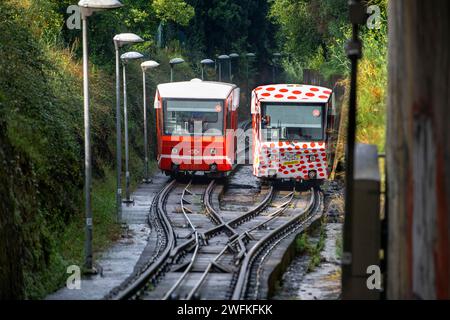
[163,99,224,136]
[261,103,325,141]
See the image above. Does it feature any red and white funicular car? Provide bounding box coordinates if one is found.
[154,79,240,177]
[251,84,335,185]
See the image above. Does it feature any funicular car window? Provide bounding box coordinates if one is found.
[163,99,224,136]
[261,103,325,141]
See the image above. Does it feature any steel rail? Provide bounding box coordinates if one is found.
[186,181,243,299]
[161,180,225,299]
[114,180,177,300]
[162,181,201,300]
[203,186,275,239]
[180,180,197,231]
[250,190,322,299]
[204,180,238,236]
[187,187,292,299]
[163,232,200,300]
[231,188,318,300]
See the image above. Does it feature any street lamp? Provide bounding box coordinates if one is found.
[121,51,144,204]
[218,55,230,82]
[78,0,123,272]
[141,60,160,184]
[113,33,144,222]
[272,52,282,83]
[200,59,215,80]
[246,53,256,107]
[169,58,185,82]
[229,53,239,82]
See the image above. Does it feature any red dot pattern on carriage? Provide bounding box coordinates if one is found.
[251,84,334,182]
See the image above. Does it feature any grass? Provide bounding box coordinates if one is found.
[23,157,157,299]
[335,237,343,260]
[58,169,122,265]
[23,168,122,299]
[296,224,327,273]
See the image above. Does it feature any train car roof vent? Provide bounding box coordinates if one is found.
[190,78,202,82]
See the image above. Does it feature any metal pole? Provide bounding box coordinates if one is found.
[114,45,123,221]
[272,64,276,83]
[170,65,174,82]
[246,60,250,107]
[219,62,222,82]
[229,59,232,82]
[342,0,364,299]
[122,63,132,203]
[82,15,93,271]
[342,23,359,297]
[142,70,151,183]
[201,65,204,81]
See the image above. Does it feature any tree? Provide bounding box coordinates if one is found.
[152,0,194,26]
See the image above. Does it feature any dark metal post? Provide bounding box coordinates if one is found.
[342,0,365,299]
[122,63,132,203]
[81,14,93,271]
[142,70,151,184]
[272,64,275,84]
[245,53,255,108]
[114,44,122,221]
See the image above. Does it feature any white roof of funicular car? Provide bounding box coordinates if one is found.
[157,79,237,100]
[253,84,332,104]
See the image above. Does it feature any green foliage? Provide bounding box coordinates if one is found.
[270,0,388,150]
[295,226,326,273]
[0,0,166,298]
[152,0,194,26]
[0,0,280,299]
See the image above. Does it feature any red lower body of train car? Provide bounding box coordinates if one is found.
[157,135,235,177]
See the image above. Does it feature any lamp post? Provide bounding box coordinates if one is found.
[342,0,365,300]
[121,51,144,204]
[200,59,215,80]
[229,53,239,83]
[246,53,256,107]
[218,55,230,82]
[78,0,123,272]
[272,52,282,84]
[141,60,160,184]
[169,58,185,82]
[113,33,144,221]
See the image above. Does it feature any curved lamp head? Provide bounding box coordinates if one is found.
[169,58,185,66]
[78,0,123,15]
[78,0,123,8]
[201,59,215,65]
[121,51,144,63]
[218,55,230,60]
[246,53,256,58]
[273,52,282,58]
[229,53,239,59]
[141,60,160,71]
[114,33,144,48]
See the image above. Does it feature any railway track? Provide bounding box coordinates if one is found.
[111,172,322,300]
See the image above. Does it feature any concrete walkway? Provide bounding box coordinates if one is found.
[46,173,169,300]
